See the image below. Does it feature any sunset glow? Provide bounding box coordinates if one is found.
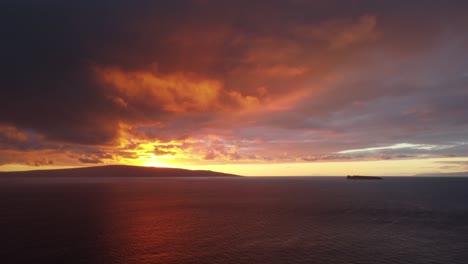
[1,1,468,176]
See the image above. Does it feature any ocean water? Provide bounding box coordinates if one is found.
[1,176,467,264]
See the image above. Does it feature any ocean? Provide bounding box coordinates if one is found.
[1,176,467,264]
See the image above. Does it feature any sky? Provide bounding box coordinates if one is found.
[1,0,468,176]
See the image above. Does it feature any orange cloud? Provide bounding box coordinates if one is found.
[95,67,264,114]
[0,125,27,142]
[295,15,379,49]
[96,67,222,113]
[328,15,378,49]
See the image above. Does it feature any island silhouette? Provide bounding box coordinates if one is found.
[0,165,240,178]
[346,175,382,180]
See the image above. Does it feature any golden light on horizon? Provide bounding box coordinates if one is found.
[1,1,468,177]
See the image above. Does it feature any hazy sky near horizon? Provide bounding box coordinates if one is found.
[1,0,468,175]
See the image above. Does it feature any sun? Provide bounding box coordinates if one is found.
[139,159,179,168]
[142,161,176,168]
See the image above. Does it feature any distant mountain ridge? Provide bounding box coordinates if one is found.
[0,165,240,177]
[414,171,468,177]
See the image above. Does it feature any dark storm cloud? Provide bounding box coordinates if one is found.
[0,0,204,144]
[1,1,121,144]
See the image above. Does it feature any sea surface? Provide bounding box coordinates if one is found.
[1,176,467,264]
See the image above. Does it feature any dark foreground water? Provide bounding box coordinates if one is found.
[1,176,468,264]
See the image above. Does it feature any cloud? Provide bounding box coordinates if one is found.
[95,67,263,114]
[295,15,378,50]
[1,1,468,170]
[154,146,176,156]
[337,143,453,154]
[79,158,103,164]
[204,151,217,160]
[0,125,27,142]
[433,160,468,171]
[26,158,54,167]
